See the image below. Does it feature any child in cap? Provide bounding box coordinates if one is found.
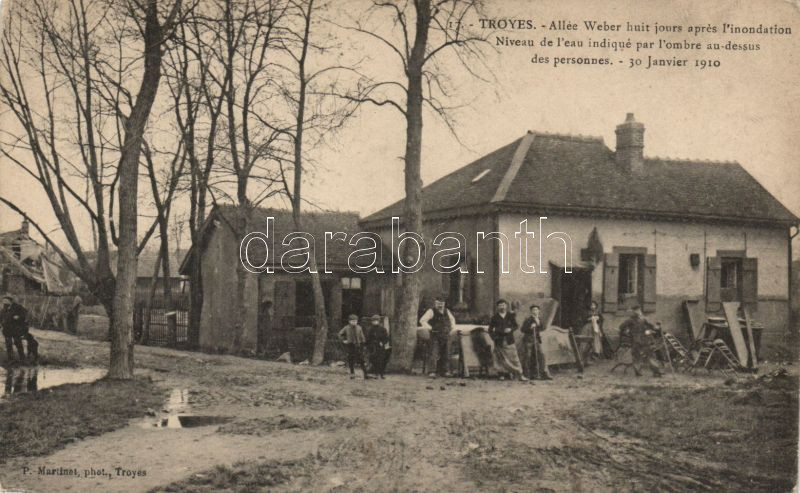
[338,314,368,379]
[365,314,391,379]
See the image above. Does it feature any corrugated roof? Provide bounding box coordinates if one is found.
[362,131,798,226]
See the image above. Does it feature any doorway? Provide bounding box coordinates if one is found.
[550,263,592,329]
[340,276,364,320]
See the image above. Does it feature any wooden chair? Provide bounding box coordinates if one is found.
[661,332,692,371]
[687,336,741,376]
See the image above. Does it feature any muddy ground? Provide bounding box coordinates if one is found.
[0,329,796,492]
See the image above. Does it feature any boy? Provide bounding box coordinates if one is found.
[338,314,369,379]
[618,306,662,377]
[365,314,391,379]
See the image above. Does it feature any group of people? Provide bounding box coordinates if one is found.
[415,296,553,382]
[337,314,391,379]
[1,295,39,365]
[415,296,664,381]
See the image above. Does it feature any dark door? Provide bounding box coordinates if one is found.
[551,266,592,329]
[274,281,294,329]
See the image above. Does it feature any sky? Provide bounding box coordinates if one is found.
[1,0,799,254]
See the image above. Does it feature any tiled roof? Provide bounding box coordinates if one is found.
[362,132,798,226]
[181,205,390,274]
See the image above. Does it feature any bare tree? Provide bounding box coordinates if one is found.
[272,0,359,364]
[0,0,187,378]
[163,13,228,348]
[344,0,492,371]
[139,138,186,344]
[171,0,289,352]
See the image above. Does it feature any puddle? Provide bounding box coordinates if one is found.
[142,388,230,429]
[1,367,106,399]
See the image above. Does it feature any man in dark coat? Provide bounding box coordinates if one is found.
[2,295,38,364]
[365,314,391,379]
[618,306,661,377]
[488,299,527,381]
[520,305,552,380]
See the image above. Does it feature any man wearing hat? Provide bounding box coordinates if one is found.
[365,314,391,379]
[488,299,527,381]
[2,295,38,364]
[338,314,369,379]
[418,296,456,377]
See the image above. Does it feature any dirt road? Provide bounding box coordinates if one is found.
[0,330,795,492]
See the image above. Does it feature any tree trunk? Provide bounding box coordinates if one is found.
[231,203,250,353]
[291,5,329,365]
[292,211,329,365]
[109,1,165,379]
[188,252,203,348]
[387,1,430,372]
[309,258,328,365]
[141,247,164,344]
[188,162,206,349]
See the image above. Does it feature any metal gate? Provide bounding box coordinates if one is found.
[134,302,189,347]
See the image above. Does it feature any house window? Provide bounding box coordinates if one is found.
[340,277,363,321]
[603,249,656,313]
[706,254,757,312]
[340,277,362,290]
[618,254,643,301]
[720,258,740,289]
[720,257,743,302]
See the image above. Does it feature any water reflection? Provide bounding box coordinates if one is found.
[4,367,38,395]
[0,367,105,398]
[141,388,229,429]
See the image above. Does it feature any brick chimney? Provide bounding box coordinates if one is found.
[615,113,644,173]
[20,218,29,236]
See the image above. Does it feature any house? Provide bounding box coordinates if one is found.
[134,249,189,306]
[1,219,47,294]
[180,205,393,353]
[361,114,798,344]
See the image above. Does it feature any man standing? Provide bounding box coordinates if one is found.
[1,296,38,364]
[488,299,527,381]
[338,314,369,379]
[618,306,662,377]
[365,314,391,379]
[520,305,552,380]
[419,296,456,377]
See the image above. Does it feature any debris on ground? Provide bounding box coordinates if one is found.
[276,352,292,363]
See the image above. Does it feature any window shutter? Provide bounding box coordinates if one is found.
[706,257,721,312]
[742,257,758,306]
[602,253,618,313]
[643,254,657,313]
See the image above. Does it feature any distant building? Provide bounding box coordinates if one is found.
[134,249,189,305]
[180,205,392,354]
[0,219,46,294]
[362,114,799,344]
